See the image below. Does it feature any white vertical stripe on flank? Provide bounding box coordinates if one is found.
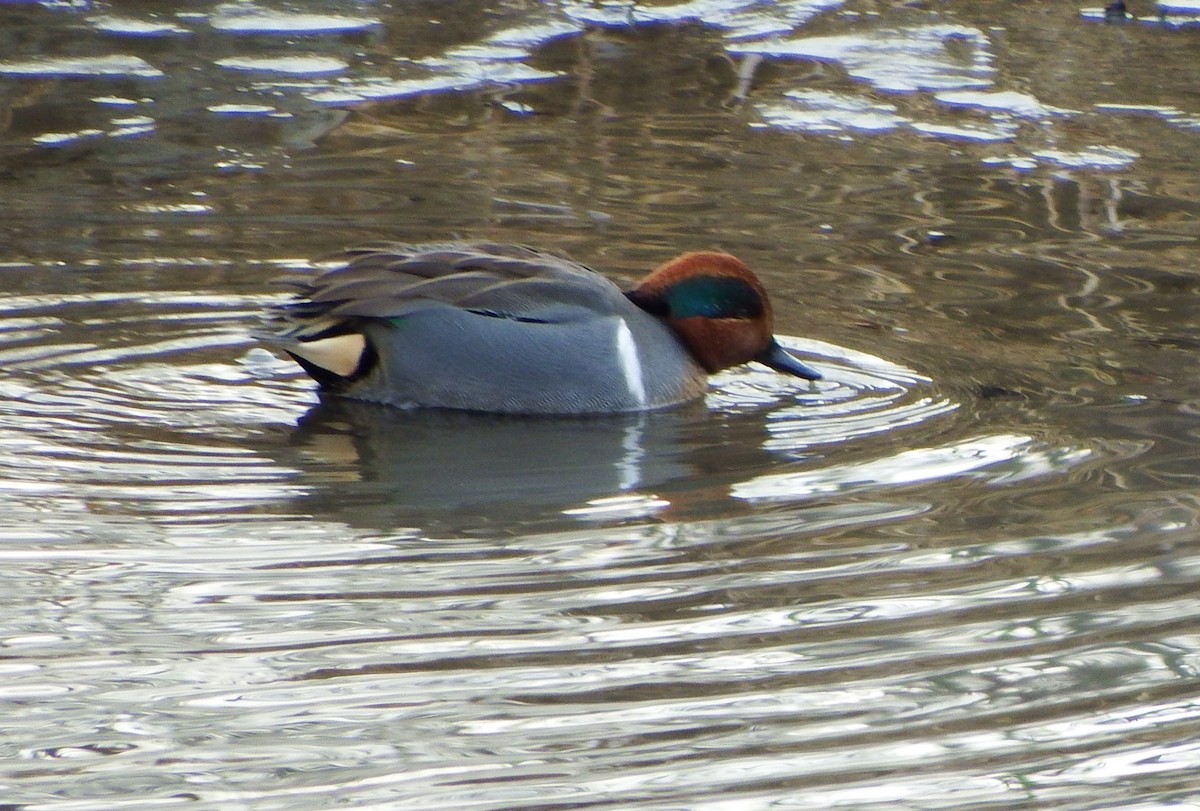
[615,321,647,408]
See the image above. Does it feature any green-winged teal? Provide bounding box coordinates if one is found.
[261,242,821,414]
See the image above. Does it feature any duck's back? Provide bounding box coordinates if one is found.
[263,242,707,414]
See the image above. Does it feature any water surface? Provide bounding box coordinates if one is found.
[2,1,1200,809]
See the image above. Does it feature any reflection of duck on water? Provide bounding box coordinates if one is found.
[275,381,865,529]
[259,242,821,415]
[277,397,793,534]
[286,398,700,515]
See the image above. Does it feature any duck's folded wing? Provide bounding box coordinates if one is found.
[263,242,625,339]
[313,242,600,289]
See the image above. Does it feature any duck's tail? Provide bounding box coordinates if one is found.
[253,313,374,391]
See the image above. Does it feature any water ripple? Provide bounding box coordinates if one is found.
[207,3,380,34]
[731,24,995,93]
[1,2,1198,808]
[0,55,164,78]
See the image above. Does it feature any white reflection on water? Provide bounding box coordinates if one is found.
[909,119,1019,143]
[561,0,846,37]
[935,89,1079,118]
[305,64,562,105]
[207,3,380,34]
[757,89,906,133]
[733,434,1092,501]
[89,15,192,37]
[564,494,672,521]
[215,56,349,75]
[731,24,995,92]
[0,55,165,77]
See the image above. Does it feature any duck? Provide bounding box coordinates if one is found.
[260,241,821,415]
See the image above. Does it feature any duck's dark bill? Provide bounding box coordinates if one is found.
[756,342,823,381]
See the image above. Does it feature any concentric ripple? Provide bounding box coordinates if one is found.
[0,284,1088,538]
[0,287,309,535]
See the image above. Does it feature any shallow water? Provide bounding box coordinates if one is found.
[2,1,1200,809]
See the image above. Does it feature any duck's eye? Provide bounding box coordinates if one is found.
[666,276,763,319]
